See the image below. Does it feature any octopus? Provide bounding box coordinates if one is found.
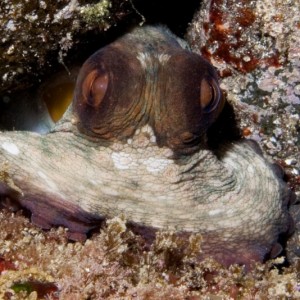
[0,26,294,268]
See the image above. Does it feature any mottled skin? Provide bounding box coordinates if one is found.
[0,26,293,267]
[74,26,224,155]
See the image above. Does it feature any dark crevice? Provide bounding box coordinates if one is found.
[207,100,242,154]
[129,0,202,37]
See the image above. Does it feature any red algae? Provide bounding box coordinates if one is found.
[198,0,282,73]
[0,258,16,274]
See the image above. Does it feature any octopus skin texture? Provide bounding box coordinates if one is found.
[0,26,293,268]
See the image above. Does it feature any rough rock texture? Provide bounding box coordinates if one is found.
[0,212,300,299]
[0,0,138,94]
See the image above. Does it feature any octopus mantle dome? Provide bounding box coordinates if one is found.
[0,26,293,267]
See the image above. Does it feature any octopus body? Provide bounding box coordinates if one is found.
[0,26,293,267]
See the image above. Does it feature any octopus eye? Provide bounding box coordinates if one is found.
[200,78,222,113]
[82,69,109,107]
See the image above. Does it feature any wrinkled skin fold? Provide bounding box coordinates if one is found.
[0,26,293,268]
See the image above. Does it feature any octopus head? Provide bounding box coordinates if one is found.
[73,26,224,155]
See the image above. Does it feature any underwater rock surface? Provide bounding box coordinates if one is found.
[0,0,132,94]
